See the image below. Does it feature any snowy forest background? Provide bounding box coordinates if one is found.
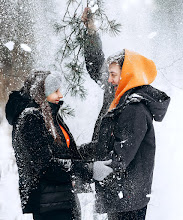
[0,0,183,219]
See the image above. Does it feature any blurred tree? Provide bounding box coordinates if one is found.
[0,0,33,105]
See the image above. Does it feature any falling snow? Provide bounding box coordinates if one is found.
[148,32,157,39]
[1,0,183,220]
[118,191,124,199]
[20,44,32,52]
[4,41,15,51]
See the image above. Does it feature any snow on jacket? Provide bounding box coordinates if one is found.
[95,85,170,213]
[5,90,91,214]
[83,31,170,213]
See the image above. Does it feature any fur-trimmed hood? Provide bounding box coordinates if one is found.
[6,71,50,125]
[6,71,63,143]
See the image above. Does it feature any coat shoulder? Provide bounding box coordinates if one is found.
[15,107,42,129]
[118,101,149,116]
[20,107,41,119]
[128,101,149,112]
[126,102,153,121]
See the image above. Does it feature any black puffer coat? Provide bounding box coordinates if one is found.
[94,85,170,213]
[5,90,90,214]
[83,32,170,213]
[80,85,170,213]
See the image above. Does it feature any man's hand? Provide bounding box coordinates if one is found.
[93,159,113,181]
[82,7,96,33]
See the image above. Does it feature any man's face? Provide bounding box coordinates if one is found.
[108,63,121,90]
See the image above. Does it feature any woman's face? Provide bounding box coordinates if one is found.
[46,89,63,104]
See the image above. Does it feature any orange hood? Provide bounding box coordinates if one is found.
[109,49,157,111]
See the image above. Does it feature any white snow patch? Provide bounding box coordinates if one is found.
[146,194,153,198]
[120,139,127,148]
[91,4,99,13]
[129,93,143,99]
[118,191,123,199]
[120,139,127,144]
[126,93,143,104]
[88,1,94,7]
[121,2,129,11]
[148,32,157,39]
[20,43,32,52]
[4,41,15,51]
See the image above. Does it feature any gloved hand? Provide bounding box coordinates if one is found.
[93,160,113,181]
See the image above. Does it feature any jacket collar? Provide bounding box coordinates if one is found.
[105,85,170,122]
[48,100,63,116]
[105,88,136,118]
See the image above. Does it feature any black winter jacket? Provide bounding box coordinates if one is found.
[83,31,170,213]
[5,91,90,214]
[95,86,170,213]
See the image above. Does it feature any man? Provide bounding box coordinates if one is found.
[81,8,170,220]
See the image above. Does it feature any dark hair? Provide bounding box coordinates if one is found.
[107,49,125,69]
[22,71,62,144]
[23,71,50,95]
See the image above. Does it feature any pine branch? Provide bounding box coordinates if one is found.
[54,23,67,33]
[59,103,75,118]
[54,0,122,99]
[106,20,122,36]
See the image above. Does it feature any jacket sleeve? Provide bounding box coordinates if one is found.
[84,31,106,81]
[22,113,72,182]
[22,113,53,174]
[111,103,148,172]
[84,31,115,141]
[69,142,98,182]
[77,141,97,161]
[71,160,93,182]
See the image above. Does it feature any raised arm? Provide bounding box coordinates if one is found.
[82,8,108,84]
[82,8,115,140]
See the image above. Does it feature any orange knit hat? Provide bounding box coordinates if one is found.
[109,49,157,111]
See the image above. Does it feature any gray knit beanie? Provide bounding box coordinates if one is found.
[44,72,62,97]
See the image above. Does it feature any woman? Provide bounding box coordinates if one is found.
[5,71,90,220]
